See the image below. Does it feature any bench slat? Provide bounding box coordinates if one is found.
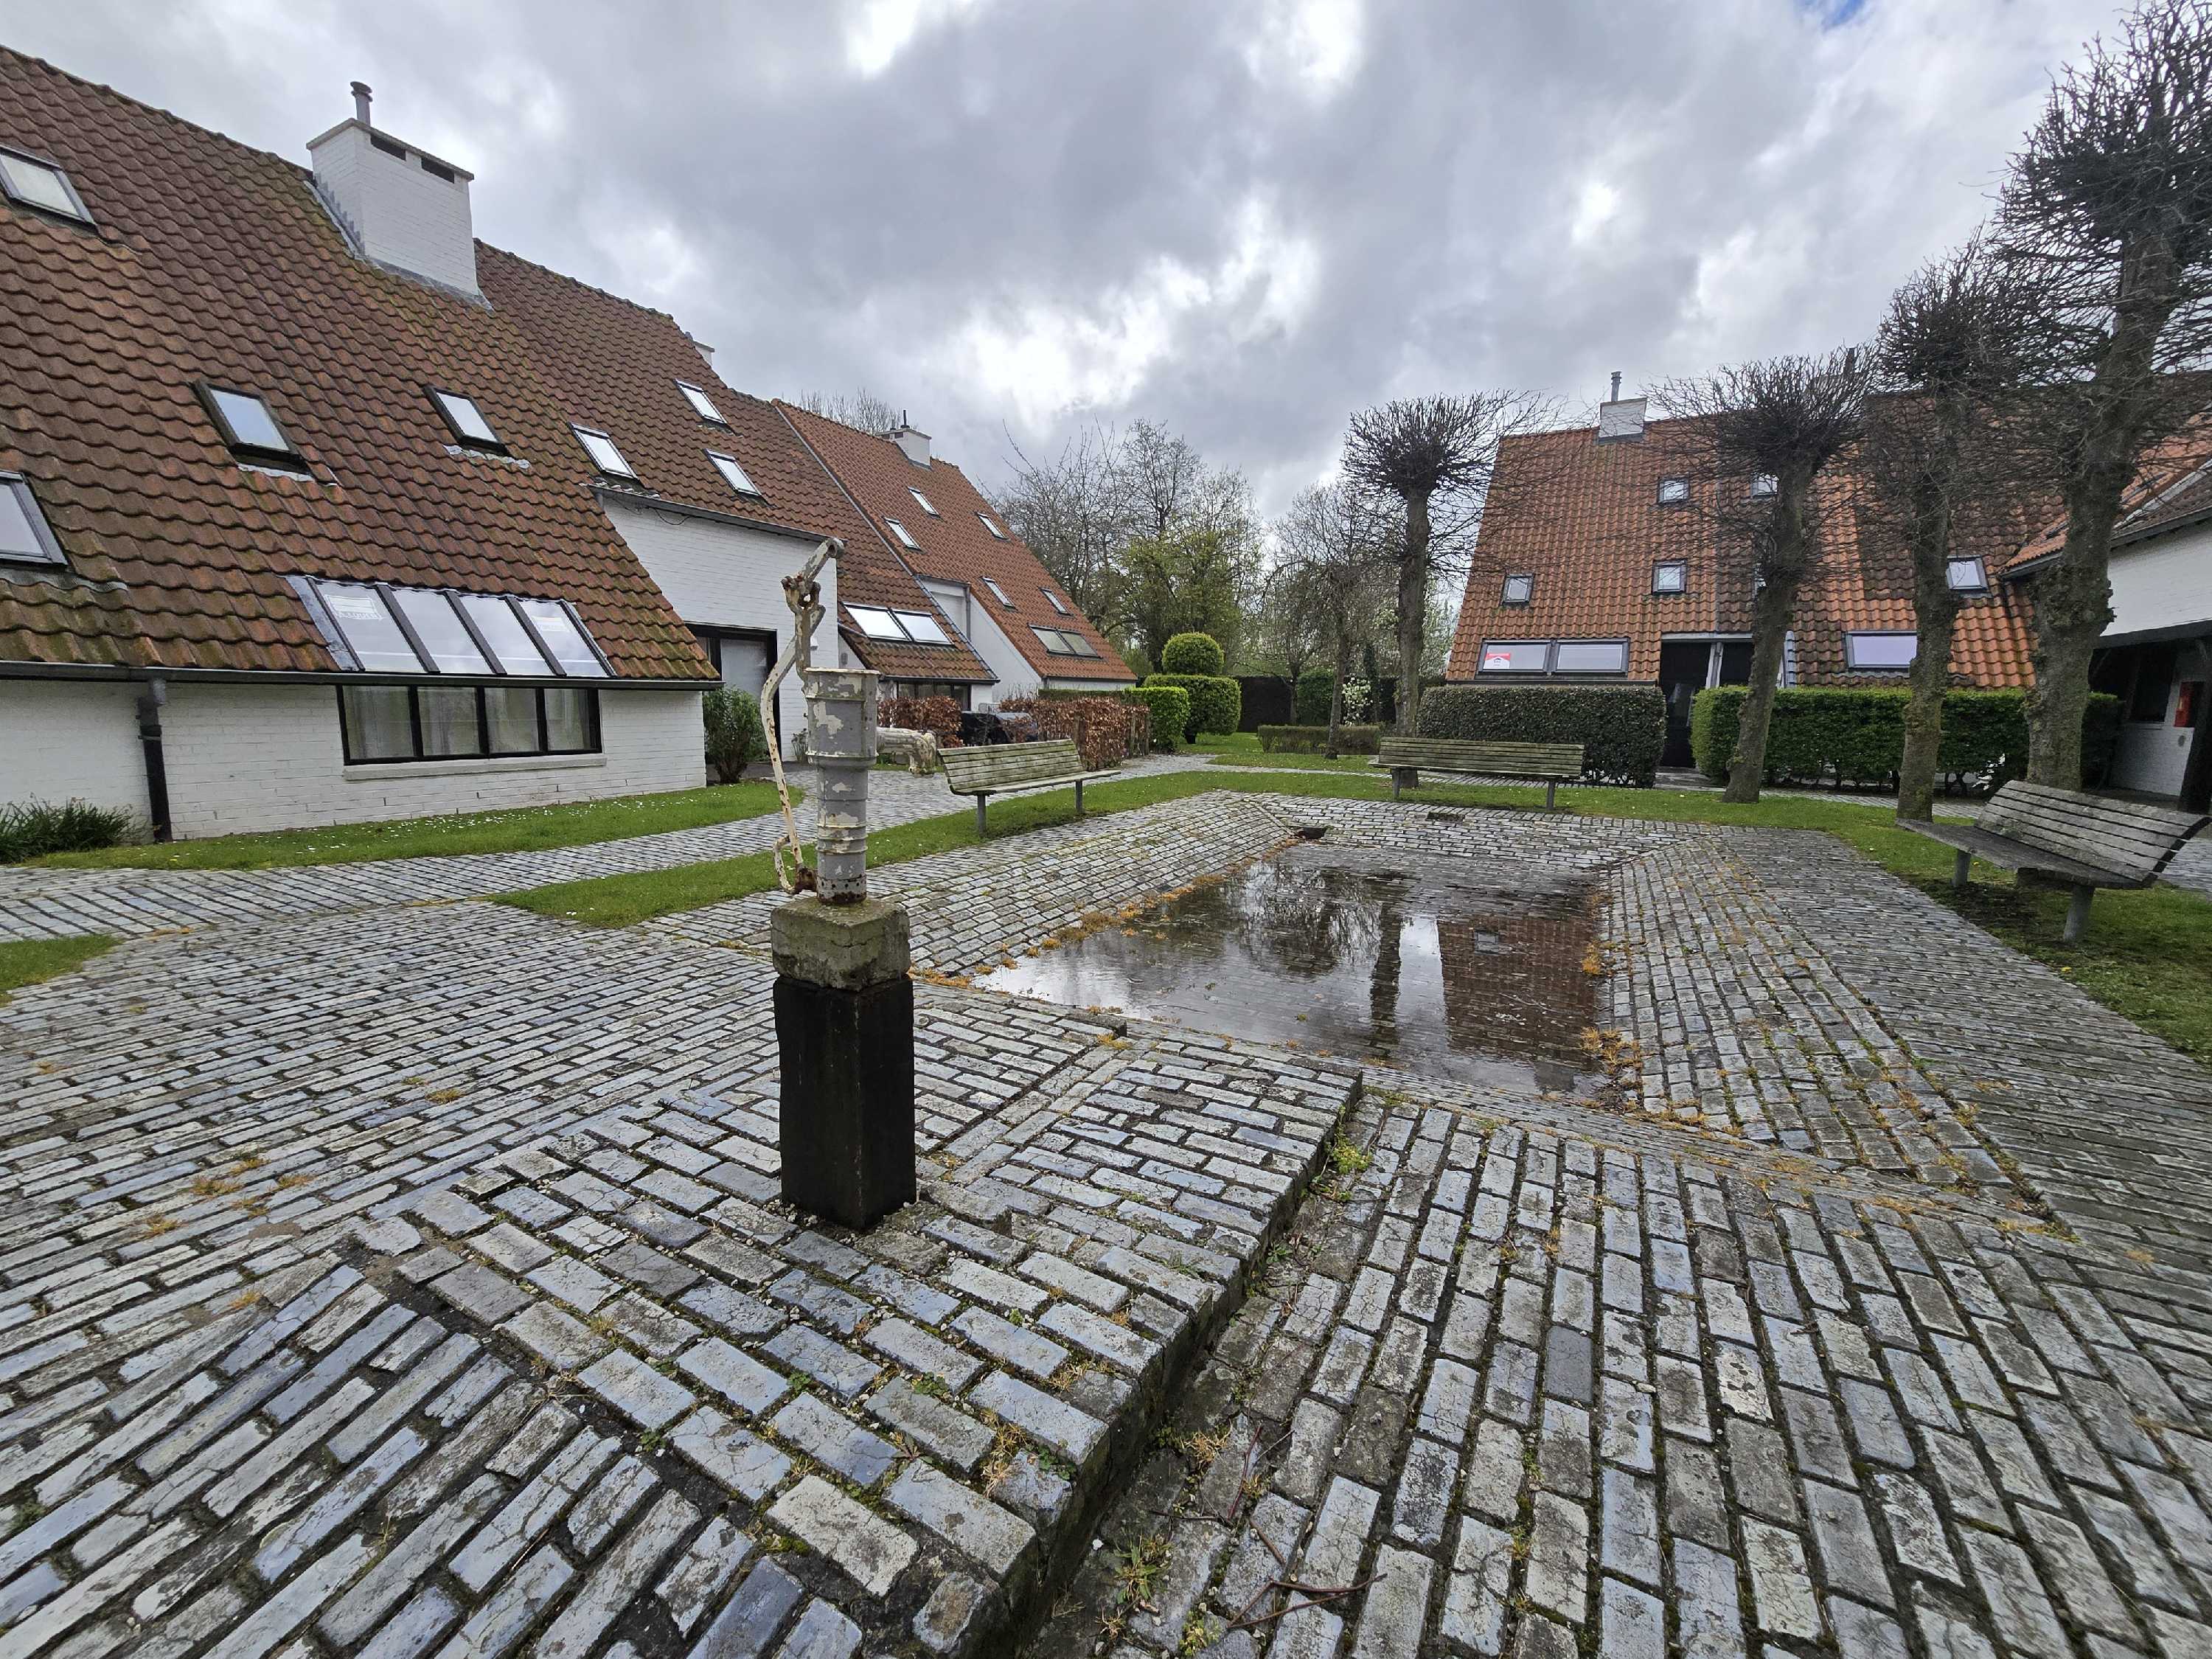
[1907,782,2206,890]
[1374,739,1584,780]
[1908,821,2146,888]
[939,739,1101,796]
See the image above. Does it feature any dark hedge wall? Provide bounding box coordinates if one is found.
[1417,684,1666,787]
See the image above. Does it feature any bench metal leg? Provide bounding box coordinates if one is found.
[975,794,988,838]
[1075,779,1085,815]
[1545,780,1558,810]
[1391,768,1414,801]
[2063,886,2093,945]
[1952,849,1972,890]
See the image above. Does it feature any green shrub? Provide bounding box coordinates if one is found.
[1417,684,1666,787]
[703,686,769,783]
[1256,723,1384,754]
[1,799,140,863]
[1119,683,1190,751]
[1147,672,1240,739]
[1688,686,2124,790]
[1293,668,1335,725]
[1159,632,1225,677]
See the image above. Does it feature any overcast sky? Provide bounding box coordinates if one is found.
[1,0,2120,514]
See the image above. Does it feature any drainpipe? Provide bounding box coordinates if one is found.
[136,674,173,842]
[2181,638,2211,815]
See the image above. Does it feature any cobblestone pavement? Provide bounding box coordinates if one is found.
[2163,833,2212,901]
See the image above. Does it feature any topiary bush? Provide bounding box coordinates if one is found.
[1688,686,2124,790]
[1159,632,1225,677]
[1147,672,1240,740]
[1119,683,1189,751]
[1293,667,1335,725]
[702,686,769,783]
[0,799,140,863]
[1256,724,1384,754]
[1418,684,1666,787]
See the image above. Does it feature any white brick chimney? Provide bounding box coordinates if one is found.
[309,83,480,299]
[889,421,931,467]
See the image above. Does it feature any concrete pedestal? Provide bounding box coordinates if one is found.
[771,896,916,1228]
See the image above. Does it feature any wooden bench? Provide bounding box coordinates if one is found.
[938,737,1118,834]
[1900,781,2208,943]
[1371,738,1586,809]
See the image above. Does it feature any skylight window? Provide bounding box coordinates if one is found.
[1946,557,1989,591]
[518,599,610,677]
[317,582,425,674]
[848,605,909,641]
[200,385,299,462]
[1032,627,1085,657]
[845,605,953,646]
[1652,560,1688,594]
[1845,633,1917,670]
[456,594,553,675]
[677,381,727,425]
[982,577,1012,605]
[1042,588,1071,615]
[0,145,92,223]
[1478,641,1548,673]
[1749,473,1778,498]
[390,587,490,673]
[978,513,1007,540]
[708,451,763,498]
[296,578,613,681]
[1657,477,1689,505]
[885,517,920,550]
[1503,573,1534,605]
[573,425,637,480]
[910,487,939,516]
[431,389,501,450]
[1552,639,1630,674]
[0,473,66,566]
[894,609,950,644]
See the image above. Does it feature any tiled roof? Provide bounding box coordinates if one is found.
[475,248,989,685]
[0,48,712,681]
[778,404,1134,684]
[2008,420,2212,568]
[1448,414,2038,689]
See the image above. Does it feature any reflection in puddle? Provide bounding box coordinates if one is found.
[981,844,1605,1093]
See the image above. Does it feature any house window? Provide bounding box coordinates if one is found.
[1843,632,1917,670]
[1552,639,1630,674]
[1502,573,1534,605]
[847,604,953,646]
[429,389,502,451]
[894,609,950,644]
[1749,473,1778,498]
[910,487,939,516]
[885,517,920,550]
[317,582,425,673]
[1652,561,1688,594]
[518,599,610,677]
[1032,627,1099,658]
[978,513,1007,540]
[0,145,93,223]
[338,684,600,764]
[297,578,611,679]
[1479,641,1549,673]
[677,380,727,424]
[1945,557,1989,591]
[199,385,301,465]
[1658,477,1689,505]
[707,451,764,498]
[849,605,907,641]
[1042,588,1071,615]
[982,577,1012,605]
[455,594,554,675]
[0,473,66,566]
[572,425,636,479]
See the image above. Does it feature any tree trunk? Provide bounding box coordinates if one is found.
[1396,490,1430,735]
[1896,602,1958,822]
[2023,500,2118,790]
[1326,633,1350,760]
[1722,571,1800,804]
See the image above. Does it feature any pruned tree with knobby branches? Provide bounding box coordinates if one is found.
[1654,348,1877,803]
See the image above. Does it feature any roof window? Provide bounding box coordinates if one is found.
[389,586,491,673]
[1658,476,1689,505]
[1478,640,1549,673]
[198,384,303,466]
[982,577,1012,605]
[1749,473,1778,498]
[1032,626,1099,658]
[1844,632,1917,670]
[1042,588,1071,616]
[573,425,637,480]
[0,145,93,224]
[0,473,66,566]
[978,513,1007,540]
[1946,556,1989,592]
[677,381,727,425]
[910,487,940,516]
[1502,573,1534,605]
[431,389,502,451]
[1652,560,1688,594]
[885,517,920,550]
[894,608,950,644]
[708,451,764,498]
[295,577,610,678]
[847,605,953,646]
[1552,639,1630,674]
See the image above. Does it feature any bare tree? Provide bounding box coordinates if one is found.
[1998,0,2212,787]
[796,387,902,434]
[1271,484,1397,756]
[1342,394,1550,734]
[1863,240,2036,820]
[993,422,1131,624]
[1654,349,1877,803]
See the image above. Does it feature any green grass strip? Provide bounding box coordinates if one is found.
[0,934,116,1001]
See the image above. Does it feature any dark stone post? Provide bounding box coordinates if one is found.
[772,666,917,1228]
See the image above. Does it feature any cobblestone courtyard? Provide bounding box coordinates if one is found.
[1,790,2208,1658]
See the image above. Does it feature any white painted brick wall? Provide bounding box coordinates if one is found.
[310,123,479,296]
[158,683,706,838]
[0,679,148,819]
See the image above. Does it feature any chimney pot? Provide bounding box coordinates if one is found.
[1609,370,1622,401]
[351,81,372,126]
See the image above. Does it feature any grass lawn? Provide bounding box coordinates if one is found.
[495,762,2212,1068]
[30,783,788,872]
[0,934,116,1001]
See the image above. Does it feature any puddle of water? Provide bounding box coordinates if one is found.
[981,843,1606,1093]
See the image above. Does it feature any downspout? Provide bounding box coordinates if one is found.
[2180,637,2211,814]
[135,674,173,842]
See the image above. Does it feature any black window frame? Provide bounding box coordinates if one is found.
[1041,587,1071,616]
[1501,572,1534,606]
[1476,639,1551,674]
[1550,638,1632,675]
[0,471,68,567]
[1843,632,1918,672]
[1652,560,1688,595]
[299,577,615,680]
[428,386,507,453]
[197,381,307,469]
[336,683,602,765]
[0,142,94,226]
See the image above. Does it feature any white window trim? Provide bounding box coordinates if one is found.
[0,472,68,566]
[910,487,939,516]
[978,513,1006,539]
[885,517,919,549]
[676,380,728,424]
[572,425,637,479]
[1658,477,1690,504]
[707,450,763,498]
[1652,561,1688,594]
[1843,631,1919,671]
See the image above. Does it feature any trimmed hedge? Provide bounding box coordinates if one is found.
[1688,686,2124,790]
[1160,632,1226,676]
[1417,684,1666,787]
[1293,668,1335,725]
[1256,724,1385,755]
[1119,683,1190,751]
[1147,672,1241,740]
